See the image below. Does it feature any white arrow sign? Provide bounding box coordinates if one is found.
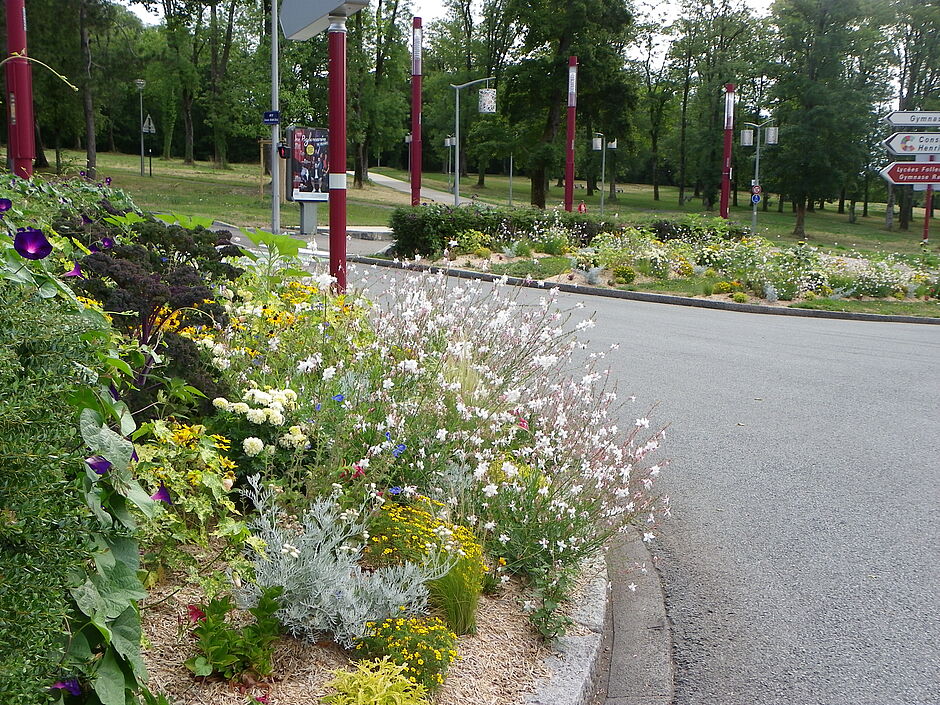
[883,111,940,127]
[882,132,940,155]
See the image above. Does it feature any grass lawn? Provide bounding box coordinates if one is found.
[789,298,940,318]
[42,150,410,228]
[372,166,937,257]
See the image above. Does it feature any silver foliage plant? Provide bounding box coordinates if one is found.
[237,475,448,649]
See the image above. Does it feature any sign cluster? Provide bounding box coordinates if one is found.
[879,111,940,186]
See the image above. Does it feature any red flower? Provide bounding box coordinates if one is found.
[187,604,206,622]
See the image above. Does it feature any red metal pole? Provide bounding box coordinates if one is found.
[328,17,347,292]
[5,0,34,178]
[565,56,577,212]
[925,155,935,243]
[719,83,735,219]
[411,17,422,207]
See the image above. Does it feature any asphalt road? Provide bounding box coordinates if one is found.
[352,265,940,705]
[570,291,939,705]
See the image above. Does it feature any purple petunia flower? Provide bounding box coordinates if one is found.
[100,236,115,249]
[0,198,12,212]
[81,214,92,225]
[85,456,111,475]
[332,393,345,402]
[151,482,172,504]
[63,262,83,278]
[51,678,82,697]
[13,228,53,260]
[105,177,112,186]
[392,443,407,458]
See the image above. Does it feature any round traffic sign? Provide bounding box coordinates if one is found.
[751,185,762,195]
[751,194,761,204]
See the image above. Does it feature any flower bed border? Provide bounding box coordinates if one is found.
[346,256,940,326]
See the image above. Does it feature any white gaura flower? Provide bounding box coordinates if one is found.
[498,534,510,544]
[243,437,264,456]
[312,272,336,290]
[635,418,650,428]
[482,483,498,497]
[483,521,496,531]
[322,366,336,380]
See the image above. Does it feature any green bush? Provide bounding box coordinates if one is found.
[0,285,97,704]
[732,292,749,303]
[389,204,619,257]
[612,264,636,284]
[355,617,458,690]
[322,658,430,705]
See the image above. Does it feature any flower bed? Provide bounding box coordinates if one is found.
[391,205,940,307]
[0,175,668,705]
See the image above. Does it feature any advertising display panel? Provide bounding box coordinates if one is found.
[288,127,329,201]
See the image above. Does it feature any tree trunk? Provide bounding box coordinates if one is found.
[898,186,911,230]
[182,90,194,164]
[885,186,894,231]
[777,195,784,213]
[848,199,856,224]
[80,0,97,179]
[838,188,845,214]
[477,169,485,187]
[677,48,693,207]
[354,140,367,188]
[34,119,49,169]
[793,197,807,237]
[863,174,870,217]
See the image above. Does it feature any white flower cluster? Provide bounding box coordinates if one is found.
[278,425,310,450]
[213,386,298,427]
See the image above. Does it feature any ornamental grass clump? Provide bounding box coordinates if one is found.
[354,616,458,690]
[367,500,486,635]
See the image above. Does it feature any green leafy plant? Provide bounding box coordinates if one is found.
[354,617,458,691]
[185,585,283,680]
[612,263,636,284]
[732,291,749,303]
[321,658,430,705]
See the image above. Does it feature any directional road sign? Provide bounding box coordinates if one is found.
[879,161,940,185]
[263,110,280,125]
[882,132,940,155]
[883,111,940,127]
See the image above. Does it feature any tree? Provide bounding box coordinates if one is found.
[503,0,633,208]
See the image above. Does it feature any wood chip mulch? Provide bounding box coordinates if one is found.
[141,572,550,705]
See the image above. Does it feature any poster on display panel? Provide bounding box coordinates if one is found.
[288,127,329,201]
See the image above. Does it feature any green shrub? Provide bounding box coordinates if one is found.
[732,292,749,303]
[322,658,430,705]
[714,281,734,294]
[612,264,636,284]
[185,585,283,680]
[355,617,458,690]
[454,228,490,254]
[701,282,715,296]
[0,285,96,704]
[490,256,571,280]
[473,246,493,259]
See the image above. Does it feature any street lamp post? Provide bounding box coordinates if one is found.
[450,77,495,206]
[135,79,146,177]
[592,133,616,215]
[741,119,778,234]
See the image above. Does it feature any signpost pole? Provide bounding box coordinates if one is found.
[5,0,34,179]
[720,83,735,219]
[271,0,281,235]
[327,16,348,292]
[137,82,145,177]
[453,88,460,206]
[411,17,422,206]
[564,56,577,212]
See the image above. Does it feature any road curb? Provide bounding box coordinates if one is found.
[347,256,940,325]
[524,558,611,705]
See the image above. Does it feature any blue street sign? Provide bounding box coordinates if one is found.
[263,110,281,125]
[751,194,761,204]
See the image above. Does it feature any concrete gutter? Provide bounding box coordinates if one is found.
[346,256,940,326]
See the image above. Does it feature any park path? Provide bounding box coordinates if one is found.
[367,171,487,206]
